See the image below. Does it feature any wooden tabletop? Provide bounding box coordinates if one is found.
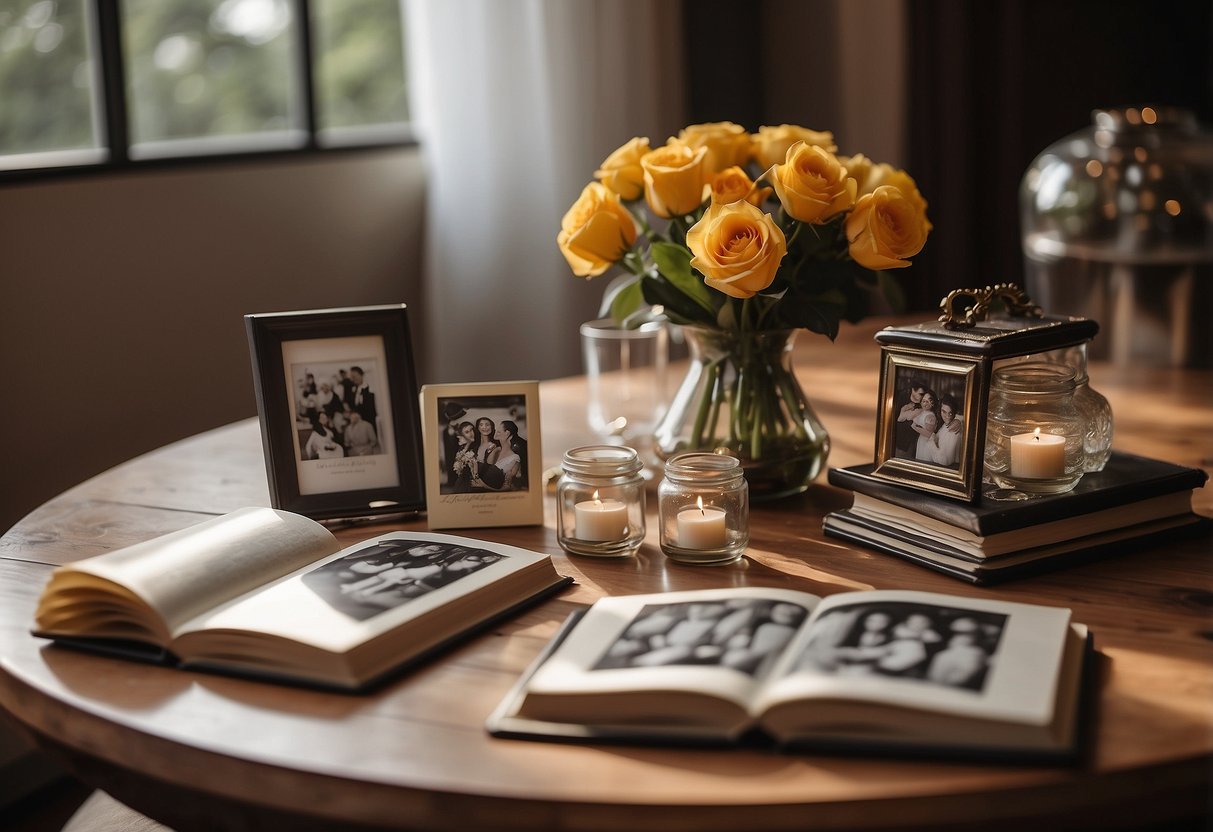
[1,317,1210,831]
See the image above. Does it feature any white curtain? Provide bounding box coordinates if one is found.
[405,0,686,383]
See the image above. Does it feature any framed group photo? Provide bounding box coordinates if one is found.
[872,350,985,502]
[420,381,544,529]
[245,304,426,521]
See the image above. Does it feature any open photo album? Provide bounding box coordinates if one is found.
[488,586,1092,761]
[32,507,572,691]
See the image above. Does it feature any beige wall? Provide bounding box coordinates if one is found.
[0,147,427,534]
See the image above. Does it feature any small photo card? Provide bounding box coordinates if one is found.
[420,381,544,529]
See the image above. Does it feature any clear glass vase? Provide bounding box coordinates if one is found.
[652,327,829,501]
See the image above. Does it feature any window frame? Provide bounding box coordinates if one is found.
[0,0,416,183]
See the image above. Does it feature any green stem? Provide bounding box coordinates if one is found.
[777,368,810,441]
[728,354,744,445]
[690,360,721,448]
[705,367,724,443]
[749,372,765,460]
[786,220,804,250]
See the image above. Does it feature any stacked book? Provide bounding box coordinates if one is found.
[824,451,1209,584]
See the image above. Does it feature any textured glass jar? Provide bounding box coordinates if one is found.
[1041,342,1113,471]
[658,453,748,565]
[994,341,1114,472]
[1020,106,1213,367]
[556,445,646,558]
[985,364,1086,494]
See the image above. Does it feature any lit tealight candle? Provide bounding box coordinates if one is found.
[676,496,727,549]
[574,490,628,541]
[1009,428,1066,478]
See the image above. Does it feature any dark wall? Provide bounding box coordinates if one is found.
[905,0,1213,310]
[684,0,1213,312]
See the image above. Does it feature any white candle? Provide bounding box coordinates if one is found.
[677,497,727,549]
[574,491,628,541]
[1009,428,1066,478]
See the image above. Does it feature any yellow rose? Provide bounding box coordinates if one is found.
[557,182,639,277]
[677,121,751,175]
[752,125,837,169]
[708,166,770,207]
[837,153,875,193]
[594,137,650,201]
[765,142,856,224]
[844,155,919,202]
[686,200,787,299]
[846,185,930,270]
[641,142,708,219]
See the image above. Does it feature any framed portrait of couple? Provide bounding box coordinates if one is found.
[872,350,986,502]
[419,381,544,529]
[245,304,426,521]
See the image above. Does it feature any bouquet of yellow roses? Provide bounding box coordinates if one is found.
[556,122,932,496]
[558,121,931,338]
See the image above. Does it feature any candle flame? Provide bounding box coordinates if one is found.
[696,495,705,515]
[592,490,601,505]
[1033,428,1041,441]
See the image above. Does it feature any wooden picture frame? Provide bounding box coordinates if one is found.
[872,350,986,502]
[420,381,544,529]
[245,304,425,521]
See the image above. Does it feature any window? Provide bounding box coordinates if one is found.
[0,1,104,169]
[0,0,412,174]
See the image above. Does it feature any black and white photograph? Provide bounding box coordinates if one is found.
[592,598,809,677]
[245,305,426,521]
[891,366,968,469]
[791,601,1008,693]
[292,359,387,462]
[873,350,983,502]
[437,395,530,494]
[301,540,505,621]
[420,381,544,529]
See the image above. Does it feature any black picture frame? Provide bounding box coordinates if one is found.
[245,304,425,521]
[872,350,986,502]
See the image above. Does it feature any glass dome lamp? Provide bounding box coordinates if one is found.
[1020,106,1213,367]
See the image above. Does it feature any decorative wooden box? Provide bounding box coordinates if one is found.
[872,285,1098,502]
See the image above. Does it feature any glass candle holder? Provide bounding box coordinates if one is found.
[984,363,1087,494]
[658,453,749,565]
[1039,341,1113,472]
[556,445,646,557]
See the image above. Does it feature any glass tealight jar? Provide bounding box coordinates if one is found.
[556,445,646,557]
[984,363,1087,494]
[658,453,748,565]
[1040,341,1113,471]
[994,340,1114,472]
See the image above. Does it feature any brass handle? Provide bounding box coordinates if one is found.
[938,283,1043,329]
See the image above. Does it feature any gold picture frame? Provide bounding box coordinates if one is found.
[420,381,544,529]
[873,349,987,502]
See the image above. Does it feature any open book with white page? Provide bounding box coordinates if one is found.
[488,587,1092,761]
[33,507,571,691]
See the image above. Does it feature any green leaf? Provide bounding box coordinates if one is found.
[650,241,692,281]
[878,270,908,314]
[650,242,718,316]
[641,275,715,326]
[789,303,842,340]
[608,278,647,325]
[597,273,641,318]
[775,278,847,338]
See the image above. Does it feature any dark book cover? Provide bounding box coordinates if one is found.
[828,452,1208,536]
[489,609,1096,764]
[823,509,1210,585]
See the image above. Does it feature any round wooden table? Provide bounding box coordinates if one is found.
[1,319,1210,830]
